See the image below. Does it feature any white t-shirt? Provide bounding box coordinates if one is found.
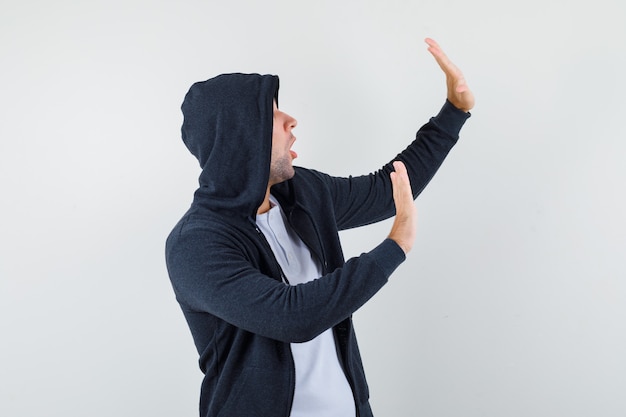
[256,196,356,417]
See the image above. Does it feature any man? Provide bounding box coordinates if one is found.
[165,38,474,417]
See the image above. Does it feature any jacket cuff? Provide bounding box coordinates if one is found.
[370,238,406,277]
[430,100,471,139]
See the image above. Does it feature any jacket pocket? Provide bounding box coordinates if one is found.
[216,367,290,417]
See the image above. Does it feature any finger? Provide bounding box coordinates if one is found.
[425,38,462,79]
[393,160,409,177]
[425,38,450,66]
[391,161,412,198]
[424,37,443,55]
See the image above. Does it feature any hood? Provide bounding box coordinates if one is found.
[181,73,280,217]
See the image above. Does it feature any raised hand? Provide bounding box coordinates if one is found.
[387,161,418,254]
[425,38,475,113]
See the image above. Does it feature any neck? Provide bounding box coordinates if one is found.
[257,187,272,214]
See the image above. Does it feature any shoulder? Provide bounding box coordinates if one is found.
[291,166,338,192]
[166,211,254,256]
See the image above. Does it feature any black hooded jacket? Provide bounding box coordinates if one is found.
[165,73,470,417]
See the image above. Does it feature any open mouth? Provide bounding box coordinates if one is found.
[289,135,297,159]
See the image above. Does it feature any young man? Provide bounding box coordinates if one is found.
[166,38,474,417]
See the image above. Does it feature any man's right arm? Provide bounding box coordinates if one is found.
[322,39,474,231]
[314,100,470,231]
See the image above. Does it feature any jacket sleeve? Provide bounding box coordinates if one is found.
[166,221,406,343]
[323,100,470,230]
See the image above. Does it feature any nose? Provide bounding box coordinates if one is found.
[285,113,297,130]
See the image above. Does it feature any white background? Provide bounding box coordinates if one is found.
[2,0,625,416]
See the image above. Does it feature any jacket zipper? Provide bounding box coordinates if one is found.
[250,217,290,284]
[249,217,295,416]
[250,213,359,416]
[286,206,361,416]
[288,204,329,273]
